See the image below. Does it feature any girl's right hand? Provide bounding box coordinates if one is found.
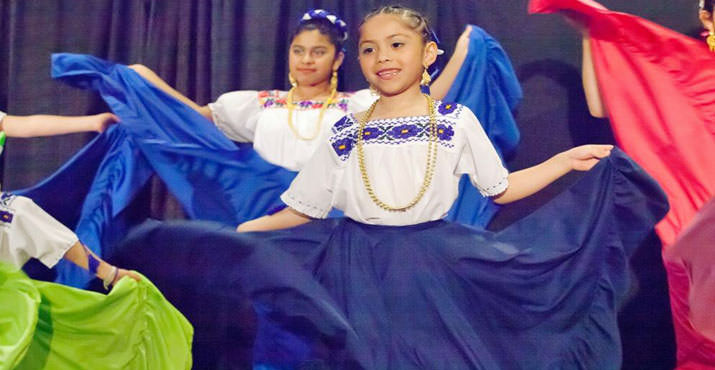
[115,268,141,283]
[94,113,120,133]
[103,266,141,290]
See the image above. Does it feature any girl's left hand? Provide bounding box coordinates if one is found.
[562,144,614,171]
[456,25,473,51]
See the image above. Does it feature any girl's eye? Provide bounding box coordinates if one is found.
[392,42,404,49]
[313,50,326,56]
[361,47,374,55]
[292,49,304,55]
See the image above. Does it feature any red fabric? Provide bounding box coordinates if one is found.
[665,199,715,369]
[530,1,715,368]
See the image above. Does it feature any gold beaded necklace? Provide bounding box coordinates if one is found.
[356,93,438,212]
[286,87,337,141]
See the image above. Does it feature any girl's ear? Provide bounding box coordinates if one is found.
[422,41,438,68]
[333,51,345,70]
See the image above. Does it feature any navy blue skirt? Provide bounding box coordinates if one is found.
[111,150,668,369]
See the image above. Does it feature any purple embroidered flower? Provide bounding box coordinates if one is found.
[337,102,349,112]
[436,124,454,141]
[362,126,383,141]
[438,102,457,115]
[389,124,419,139]
[0,210,13,224]
[333,116,352,132]
[299,100,313,108]
[332,137,354,156]
[263,99,274,108]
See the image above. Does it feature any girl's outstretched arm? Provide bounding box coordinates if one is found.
[128,64,213,121]
[237,207,312,232]
[0,113,118,138]
[493,144,613,204]
[429,25,472,100]
[563,12,608,118]
[580,35,608,118]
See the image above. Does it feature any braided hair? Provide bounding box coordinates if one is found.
[291,9,348,55]
[360,5,434,45]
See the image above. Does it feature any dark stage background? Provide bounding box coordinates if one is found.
[1,0,700,368]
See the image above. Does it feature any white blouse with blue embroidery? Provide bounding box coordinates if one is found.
[281,102,509,226]
[208,89,376,171]
[0,193,78,268]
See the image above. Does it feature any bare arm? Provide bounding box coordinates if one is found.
[493,144,613,204]
[429,26,472,101]
[62,240,140,287]
[128,64,213,121]
[564,12,608,118]
[581,36,608,118]
[237,207,312,232]
[0,113,118,138]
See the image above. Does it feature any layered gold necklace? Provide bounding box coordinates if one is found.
[285,87,337,141]
[357,93,438,212]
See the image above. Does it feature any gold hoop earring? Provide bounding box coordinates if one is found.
[330,70,338,93]
[420,68,432,86]
[707,30,715,52]
[289,73,298,88]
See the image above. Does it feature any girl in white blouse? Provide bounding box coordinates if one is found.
[0,110,138,288]
[108,7,664,369]
[128,9,471,172]
[236,6,613,231]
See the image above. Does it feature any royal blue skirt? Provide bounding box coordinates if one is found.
[110,150,668,369]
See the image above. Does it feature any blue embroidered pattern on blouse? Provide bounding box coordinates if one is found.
[0,193,15,225]
[329,101,462,160]
[0,192,15,208]
[258,90,350,112]
[438,101,458,115]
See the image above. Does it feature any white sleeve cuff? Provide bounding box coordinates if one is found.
[280,191,331,219]
[478,176,509,197]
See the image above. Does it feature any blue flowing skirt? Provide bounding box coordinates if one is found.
[110,150,668,370]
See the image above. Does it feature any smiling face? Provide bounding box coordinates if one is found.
[289,29,344,88]
[358,14,437,97]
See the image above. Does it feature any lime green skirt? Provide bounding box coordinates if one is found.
[0,263,192,369]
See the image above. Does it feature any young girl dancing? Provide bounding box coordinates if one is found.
[113,5,668,369]
[529,0,715,366]
[0,112,193,370]
[0,110,136,285]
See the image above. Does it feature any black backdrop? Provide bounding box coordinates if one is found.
[2,0,700,368]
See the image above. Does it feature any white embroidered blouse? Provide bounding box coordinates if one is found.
[0,193,78,268]
[209,89,376,171]
[281,102,509,226]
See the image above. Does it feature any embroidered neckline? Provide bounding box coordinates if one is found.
[329,104,460,162]
[347,101,462,125]
[258,90,350,111]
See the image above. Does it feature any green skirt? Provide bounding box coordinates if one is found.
[0,263,192,370]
